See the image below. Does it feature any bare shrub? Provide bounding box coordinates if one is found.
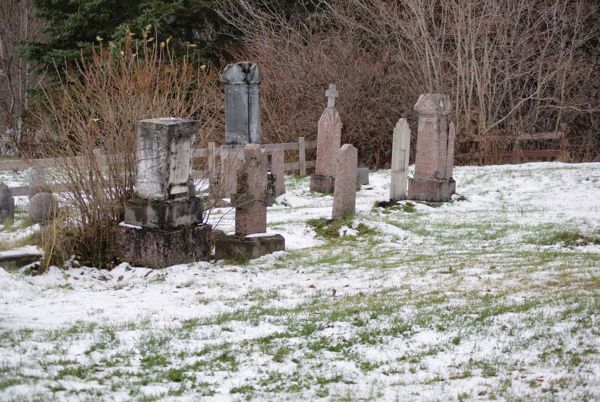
[218,0,600,164]
[31,32,222,267]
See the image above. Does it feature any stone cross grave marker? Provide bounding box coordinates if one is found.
[408,94,456,201]
[390,118,411,201]
[326,84,338,109]
[332,144,358,220]
[234,144,268,236]
[310,84,342,194]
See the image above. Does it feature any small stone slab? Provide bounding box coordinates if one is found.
[116,223,212,268]
[357,167,369,186]
[214,233,285,261]
[0,246,43,268]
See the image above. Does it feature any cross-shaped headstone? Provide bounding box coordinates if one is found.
[326,84,338,109]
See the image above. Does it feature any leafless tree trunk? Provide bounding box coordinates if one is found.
[0,0,44,156]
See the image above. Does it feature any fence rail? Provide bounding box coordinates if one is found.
[455,131,568,164]
[1,137,317,194]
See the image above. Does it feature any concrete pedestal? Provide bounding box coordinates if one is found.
[214,234,285,261]
[117,223,212,268]
[408,177,452,202]
[124,196,203,230]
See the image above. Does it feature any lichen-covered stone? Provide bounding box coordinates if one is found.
[116,223,212,268]
[214,234,285,261]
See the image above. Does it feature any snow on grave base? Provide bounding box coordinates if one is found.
[214,233,285,261]
[117,224,212,268]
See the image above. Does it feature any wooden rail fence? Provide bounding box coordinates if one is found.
[455,131,568,165]
[1,137,316,196]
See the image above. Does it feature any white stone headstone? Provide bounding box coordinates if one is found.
[390,118,411,201]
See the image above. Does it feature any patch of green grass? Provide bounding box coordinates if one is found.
[307,215,354,239]
[272,345,291,362]
[531,230,600,247]
[230,384,255,394]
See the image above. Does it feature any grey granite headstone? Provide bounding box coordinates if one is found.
[220,62,262,145]
[29,192,58,224]
[0,182,15,223]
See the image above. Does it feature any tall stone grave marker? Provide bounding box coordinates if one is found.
[118,118,212,268]
[408,94,456,201]
[271,149,285,196]
[215,144,285,260]
[446,121,457,194]
[234,144,268,236]
[217,62,263,198]
[310,84,342,194]
[332,144,358,220]
[0,182,15,223]
[390,118,411,201]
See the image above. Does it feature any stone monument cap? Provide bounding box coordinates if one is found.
[140,117,197,126]
[220,62,262,85]
[414,93,451,116]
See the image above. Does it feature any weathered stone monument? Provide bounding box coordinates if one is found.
[390,118,411,201]
[117,118,212,268]
[271,149,285,196]
[332,144,358,220]
[25,167,58,224]
[408,94,456,201]
[0,182,15,223]
[310,84,342,194]
[217,62,263,198]
[215,144,285,260]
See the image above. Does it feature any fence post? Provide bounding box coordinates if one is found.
[298,137,306,176]
[207,142,216,178]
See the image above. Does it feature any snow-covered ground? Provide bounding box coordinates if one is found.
[1,162,599,401]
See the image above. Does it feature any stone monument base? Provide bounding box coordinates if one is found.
[117,223,212,268]
[310,175,335,194]
[215,233,285,261]
[124,196,202,230]
[408,177,452,202]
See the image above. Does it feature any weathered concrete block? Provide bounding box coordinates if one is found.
[123,196,203,230]
[408,177,451,202]
[214,233,285,261]
[135,118,197,200]
[116,223,212,268]
[310,175,335,194]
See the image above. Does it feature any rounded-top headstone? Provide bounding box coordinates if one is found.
[414,93,451,116]
[0,182,15,223]
[29,192,58,224]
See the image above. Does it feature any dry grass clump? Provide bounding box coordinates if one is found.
[30,30,222,267]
